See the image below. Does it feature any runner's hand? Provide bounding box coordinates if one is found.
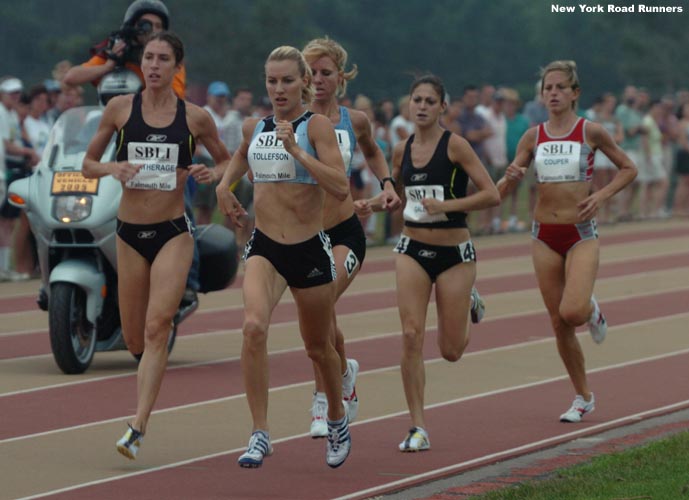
[111,162,141,182]
[505,163,526,182]
[275,120,297,154]
[577,193,601,220]
[421,198,443,215]
[216,184,247,227]
[353,199,372,217]
[189,164,214,184]
[381,186,402,211]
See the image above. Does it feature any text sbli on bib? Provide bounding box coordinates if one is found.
[125,142,179,191]
[335,130,352,170]
[403,184,449,223]
[248,131,297,182]
[535,141,582,183]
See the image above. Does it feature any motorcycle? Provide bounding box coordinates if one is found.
[9,104,238,374]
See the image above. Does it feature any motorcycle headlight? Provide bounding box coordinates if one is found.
[53,196,93,223]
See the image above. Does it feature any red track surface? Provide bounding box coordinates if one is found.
[2,221,688,500]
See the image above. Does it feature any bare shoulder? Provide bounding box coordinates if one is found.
[446,132,474,161]
[104,94,134,128]
[109,93,135,108]
[308,112,334,128]
[242,116,261,136]
[184,101,211,125]
[583,120,605,138]
[307,113,336,139]
[394,137,410,153]
[347,108,371,135]
[391,138,408,162]
[520,126,538,145]
[448,131,471,149]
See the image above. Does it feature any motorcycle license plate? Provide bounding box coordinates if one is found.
[51,172,99,195]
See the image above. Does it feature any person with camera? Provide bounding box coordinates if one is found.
[64,1,203,307]
[63,0,185,99]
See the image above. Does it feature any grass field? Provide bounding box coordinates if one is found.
[470,431,689,499]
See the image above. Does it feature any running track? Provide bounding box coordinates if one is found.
[1,219,688,500]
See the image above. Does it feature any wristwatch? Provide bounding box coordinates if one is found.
[380,176,396,190]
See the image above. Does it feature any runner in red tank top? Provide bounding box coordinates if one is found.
[496,60,637,423]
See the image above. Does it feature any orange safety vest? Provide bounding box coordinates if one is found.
[83,54,186,99]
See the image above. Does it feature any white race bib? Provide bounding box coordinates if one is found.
[125,142,179,191]
[335,130,352,170]
[403,184,449,223]
[535,141,581,183]
[248,131,297,182]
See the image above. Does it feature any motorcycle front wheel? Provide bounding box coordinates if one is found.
[49,282,96,374]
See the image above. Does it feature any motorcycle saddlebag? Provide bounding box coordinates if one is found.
[196,224,239,293]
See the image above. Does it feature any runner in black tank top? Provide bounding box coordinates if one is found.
[401,129,468,229]
[354,75,499,452]
[116,91,194,169]
[82,33,231,460]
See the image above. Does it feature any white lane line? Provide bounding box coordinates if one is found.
[2,266,687,359]
[1,253,687,325]
[330,399,689,500]
[0,285,687,399]
[12,356,689,500]
[0,329,48,339]
[3,330,689,447]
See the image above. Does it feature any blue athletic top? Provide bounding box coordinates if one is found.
[248,111,318,185]
[334,106,357,177]
[401,130,468,229]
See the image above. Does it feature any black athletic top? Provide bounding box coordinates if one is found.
[116,92,194,169]
[401,130,468,228]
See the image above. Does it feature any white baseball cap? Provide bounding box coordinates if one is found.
[0,78,23,94]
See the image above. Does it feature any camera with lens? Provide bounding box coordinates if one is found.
[103,18,154,66]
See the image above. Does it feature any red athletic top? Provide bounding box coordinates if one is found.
[533,118,594,183]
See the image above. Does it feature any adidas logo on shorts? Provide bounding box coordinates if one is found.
[307,268,323,278]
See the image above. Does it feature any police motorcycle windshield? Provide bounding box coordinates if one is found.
[43,107,115,171]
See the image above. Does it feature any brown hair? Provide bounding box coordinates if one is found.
[540,60,580,109]
[144,31,184,64]
[409,74,446,101]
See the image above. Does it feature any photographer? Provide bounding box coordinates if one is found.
[63,0,185,98]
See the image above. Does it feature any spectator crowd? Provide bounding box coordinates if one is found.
[2,63,689,282]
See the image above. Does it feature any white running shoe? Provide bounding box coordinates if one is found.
[399,426,430,452]
[310,393,328,438]
[560,394,595,423]
[116,424,144,460]
[470,287,485,324]
[326,407,351,468]
[238,430,273,468]
[588,296,607,344]
[342,358,359,422]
